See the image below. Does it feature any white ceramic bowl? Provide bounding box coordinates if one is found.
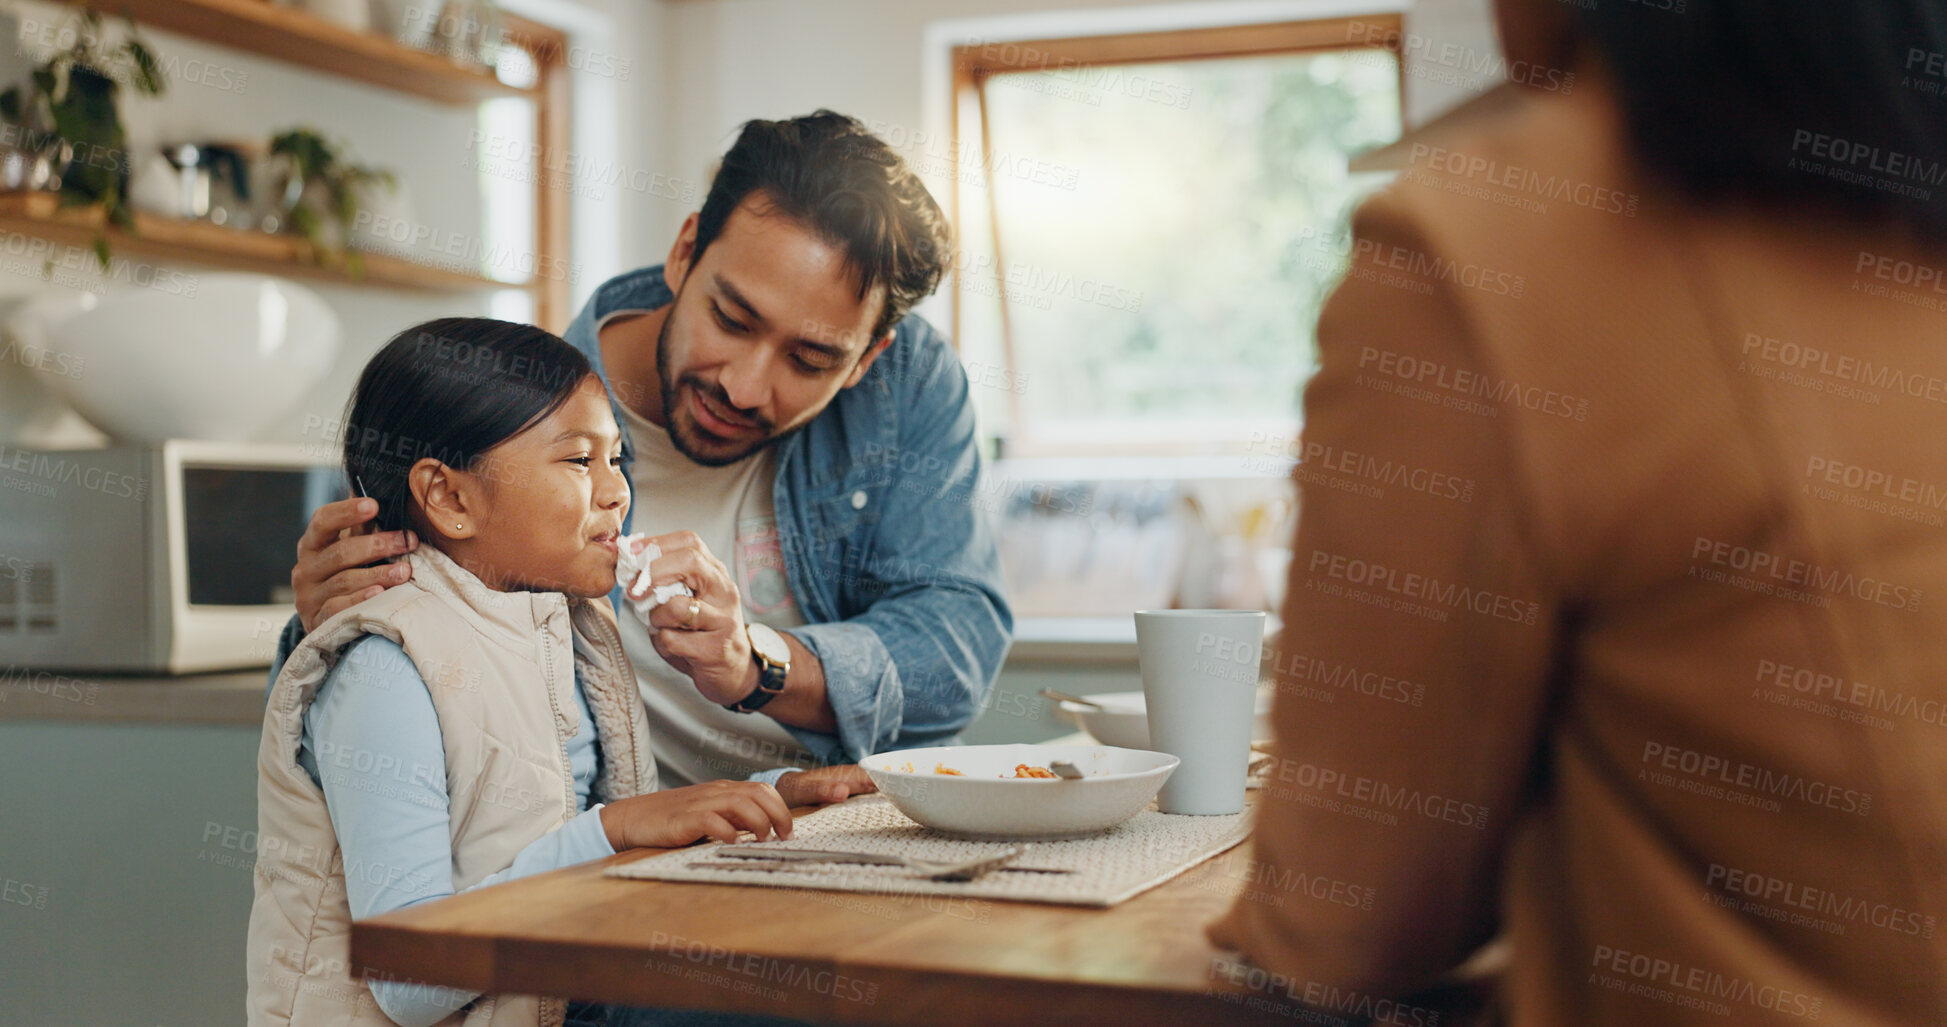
[7,273,339,443]
[1060,689,1275,750]
[859,744,1179,839]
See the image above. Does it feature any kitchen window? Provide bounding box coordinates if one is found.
[950,17,1404,458]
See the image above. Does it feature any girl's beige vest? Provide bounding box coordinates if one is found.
[247,544,657,1027]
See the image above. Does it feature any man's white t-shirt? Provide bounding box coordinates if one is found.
[602,314,816,787]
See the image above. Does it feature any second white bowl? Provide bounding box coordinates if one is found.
[1060,689,1274,750]
[7,273,339,443]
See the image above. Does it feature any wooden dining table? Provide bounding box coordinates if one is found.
[349,797,1316,1026]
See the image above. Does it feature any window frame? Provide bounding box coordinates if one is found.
[496,12,573,332]
[947,15,1405,458]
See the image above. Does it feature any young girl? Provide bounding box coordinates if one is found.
[248,318,814,1027]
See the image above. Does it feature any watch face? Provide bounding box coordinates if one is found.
[746,622,790,665]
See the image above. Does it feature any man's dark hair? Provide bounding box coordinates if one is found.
[1575,0,1947,234]
[343,317,594,534]
[692,110,952,341]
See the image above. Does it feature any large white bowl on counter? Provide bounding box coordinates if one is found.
[860,744,1179,839]
[1060,689,1274,750]
[7,273,340,443]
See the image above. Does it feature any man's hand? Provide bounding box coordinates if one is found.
[775,765,878,807]
[629,532,838,733]
[292,498,419,634]
[634,532,758,706]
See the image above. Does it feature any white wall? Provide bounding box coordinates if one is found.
[504,0,685,279]
[653,0,1500,251]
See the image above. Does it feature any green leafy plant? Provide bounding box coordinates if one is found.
[269,128,396,275]
[0,8,165,266]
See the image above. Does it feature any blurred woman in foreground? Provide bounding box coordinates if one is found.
[1211,2,1947,1023]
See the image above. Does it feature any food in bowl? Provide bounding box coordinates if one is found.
[890,761,960,775]
[924,762,1059,778]
[860,744,1179,839]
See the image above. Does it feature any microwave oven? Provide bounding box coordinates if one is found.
[0,440,348,674]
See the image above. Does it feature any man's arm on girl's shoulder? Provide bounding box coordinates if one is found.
[271,496,423,698]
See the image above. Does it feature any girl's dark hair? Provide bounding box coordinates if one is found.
[342,317,594,534]
[1575,0,1947,234]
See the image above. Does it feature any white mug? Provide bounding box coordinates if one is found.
[1136,609,1265,815]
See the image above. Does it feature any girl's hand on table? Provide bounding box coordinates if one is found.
[776,765,878,807]
[599,780,794,849]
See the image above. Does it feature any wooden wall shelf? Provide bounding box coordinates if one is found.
[43,0,574,324]
[0,193,524,293]
[84,0,532,105]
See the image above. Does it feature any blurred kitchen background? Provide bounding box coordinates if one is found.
[0,0,1504,1021]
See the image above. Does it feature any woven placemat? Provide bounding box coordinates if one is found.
[604,794,1252,908]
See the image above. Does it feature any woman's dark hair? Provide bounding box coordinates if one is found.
[342,317,594,534]
[1575,0,1947,234]
[693,109,953,342]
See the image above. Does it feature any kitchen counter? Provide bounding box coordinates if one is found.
[0,619,1144,729]
[0,667,266,725]
[0,615,1230,727]
[0,635,1116,727]
[1008,614,1278,667]
[1008,616,1139,665]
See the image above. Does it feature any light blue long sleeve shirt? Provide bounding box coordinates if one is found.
[296,636,615,1027]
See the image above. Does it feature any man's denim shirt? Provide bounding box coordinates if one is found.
[269,265,1013,767]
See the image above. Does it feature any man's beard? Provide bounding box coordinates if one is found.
[656,294,785,468]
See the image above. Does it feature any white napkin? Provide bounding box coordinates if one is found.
[614,533,693,626]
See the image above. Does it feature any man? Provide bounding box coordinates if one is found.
[272,111,1012,798]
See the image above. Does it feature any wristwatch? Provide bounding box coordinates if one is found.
[726,623,790,714]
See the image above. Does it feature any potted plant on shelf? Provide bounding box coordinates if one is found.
[267,128,398,275]
[0,8,165,265]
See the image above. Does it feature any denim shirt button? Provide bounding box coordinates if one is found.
[850,490,868,510]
